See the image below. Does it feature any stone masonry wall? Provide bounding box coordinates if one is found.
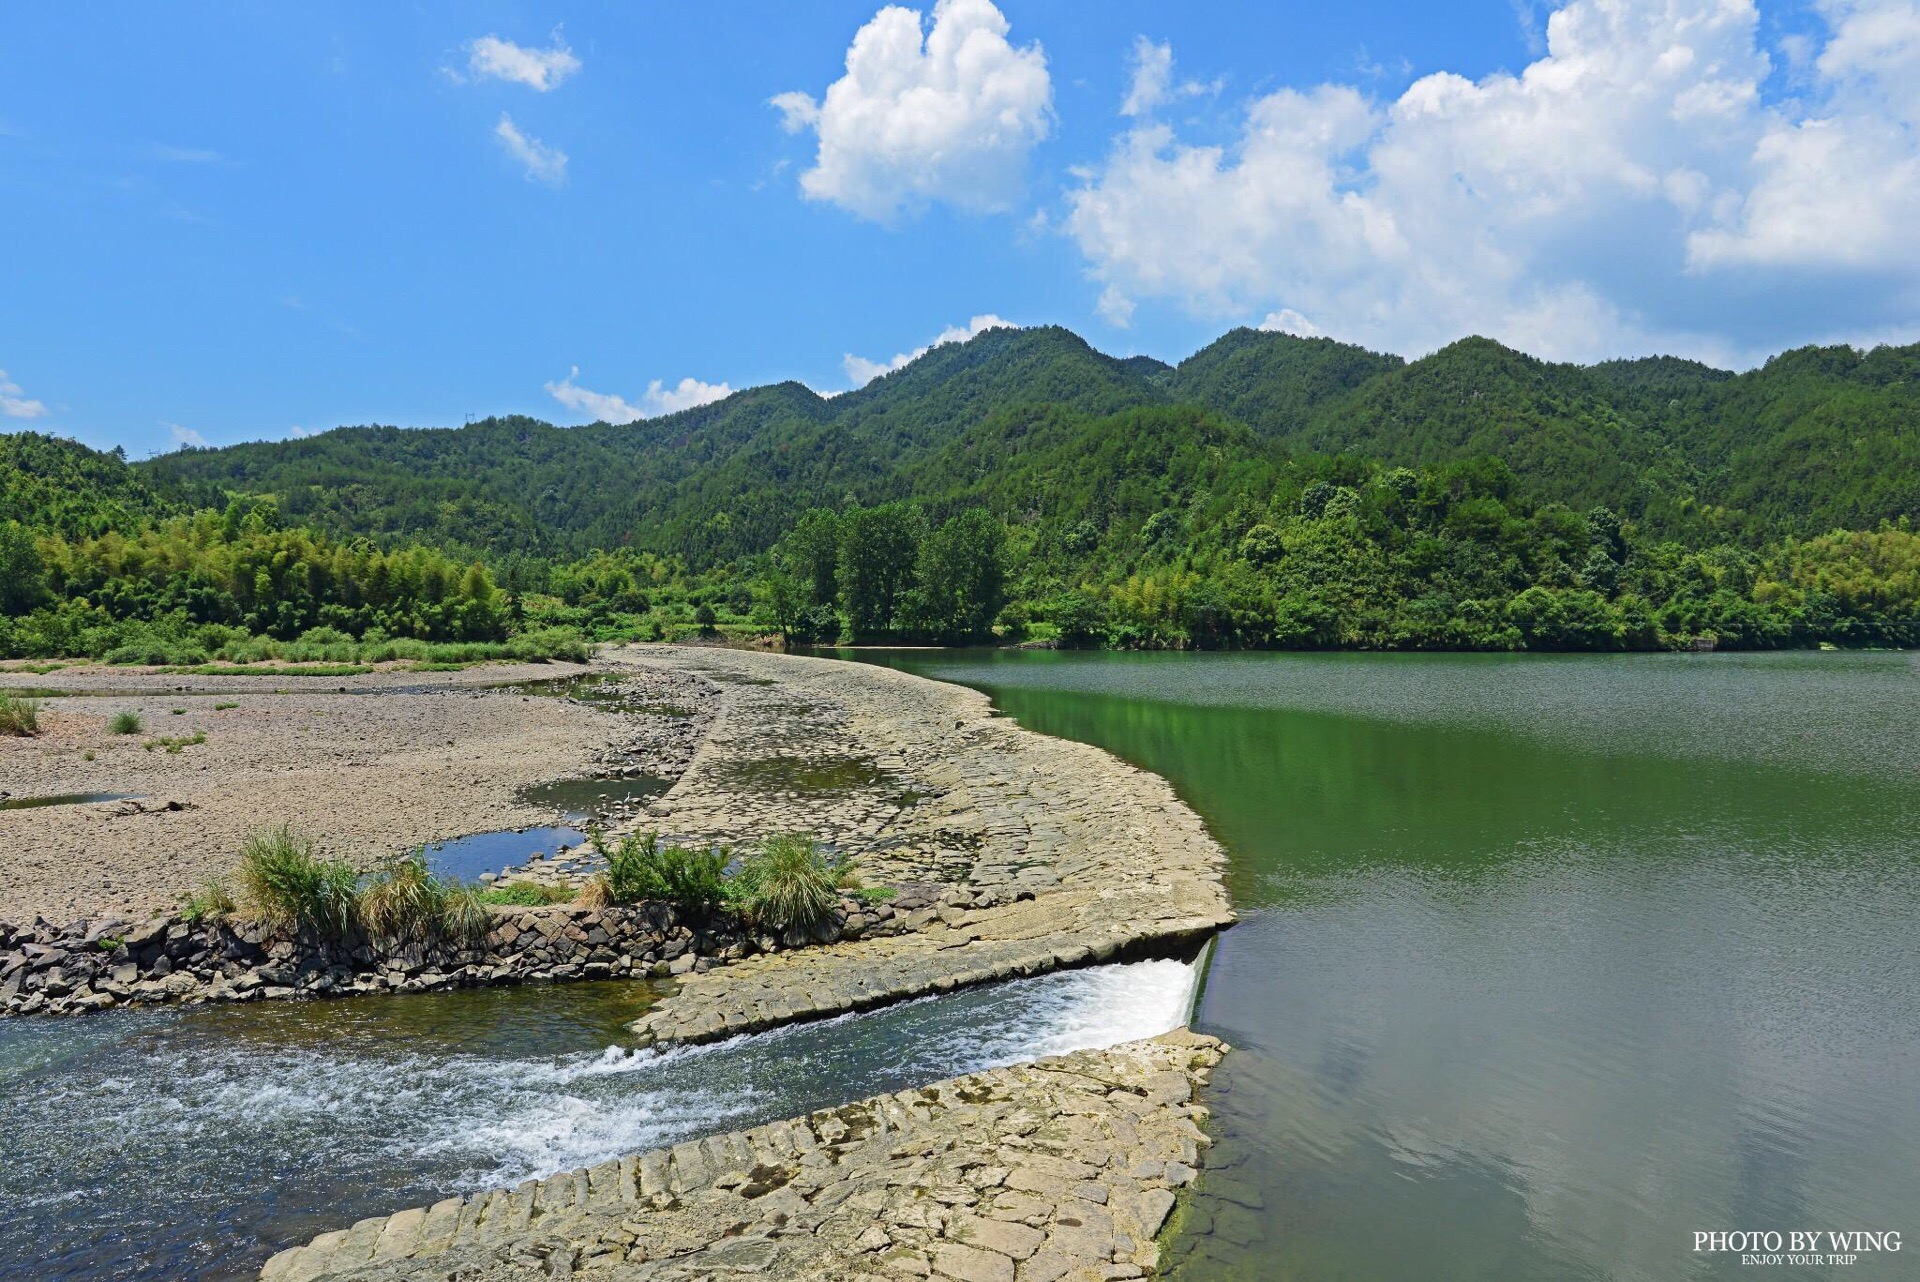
[0,883,950,1017]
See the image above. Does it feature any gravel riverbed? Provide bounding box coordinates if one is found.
[0,660,634,924]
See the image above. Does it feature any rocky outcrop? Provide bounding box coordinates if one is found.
[260,1030,1226,1282]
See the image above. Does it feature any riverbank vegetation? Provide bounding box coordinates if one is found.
[0,690,40,736]
[184,827,864,945]
[6,325,1916,654]
[581,831,856,935]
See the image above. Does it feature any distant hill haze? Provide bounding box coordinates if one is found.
[124,325,1920,566]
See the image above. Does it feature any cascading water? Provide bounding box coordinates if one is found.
[0,955,1202,1282]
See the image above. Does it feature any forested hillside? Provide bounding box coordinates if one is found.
[5,323,1917,658]
[139,325,1919,563]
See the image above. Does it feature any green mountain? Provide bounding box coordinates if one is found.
[2,432,181,539]
[1166,327,1402,435]
[116,324,1920,569]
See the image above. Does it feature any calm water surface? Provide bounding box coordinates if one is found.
[862,650,1920,1282]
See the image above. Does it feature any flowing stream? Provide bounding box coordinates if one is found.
[0,956,1201,1281]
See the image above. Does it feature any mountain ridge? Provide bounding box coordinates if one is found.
[121,324,1920,565]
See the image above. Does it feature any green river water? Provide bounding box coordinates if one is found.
[862,650,1920,1282]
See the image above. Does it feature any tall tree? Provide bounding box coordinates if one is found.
[838,503,924,640]
[911,509,1008,643]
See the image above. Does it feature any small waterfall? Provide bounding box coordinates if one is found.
[0,956,1212,1281]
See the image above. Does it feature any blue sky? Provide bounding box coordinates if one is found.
[2,1,1916,456]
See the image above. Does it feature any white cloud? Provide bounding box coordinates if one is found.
[843,314,1016,387]
[643,376,734,415]
[1121,38,1175,117]
[771,0,1052,221]
[545,368,733,424]
[1259,309,1323,337]
[494,114,568,185]
[1066,0,1920,363]
[1119,36,1216,117]
[0,369,48,419]
[287,425,314,439]
[164,422,208,448]
[466,34,581,92]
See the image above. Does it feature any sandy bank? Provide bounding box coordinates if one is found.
[0,661,625,923]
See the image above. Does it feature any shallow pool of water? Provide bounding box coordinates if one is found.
[0,957,1199,1281]
[419,826,587,882]
[0,792,142,810]
[516,776,670,825]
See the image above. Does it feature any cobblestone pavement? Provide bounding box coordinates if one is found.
[262,1030,1225,1282]
[603,646,1235,1047]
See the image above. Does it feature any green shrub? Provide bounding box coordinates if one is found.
[475,879,576,906]
[0,691,42,736]
[143,731,205,753]
[182,877,236,924]
[736,834,844,934]
[507,626,593,664]
[110,711,143,734]
[594,831,728,918]
[358,852,491,948]
[103,638,211,666]
[234,826,360,940]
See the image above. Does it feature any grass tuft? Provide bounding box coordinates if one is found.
[358,851,491,948]
[182,876,236,924]
[109,710,143,734]
[735,834,844,934]
[0,691,43,736]
[475,880,576,907]
[234,826,360,940]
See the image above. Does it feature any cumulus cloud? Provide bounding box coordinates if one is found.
[494,114,568,185]
[164,422,209,448]
[843,314,1016,386]
[466,34,581,92]
[0,369,48,419]
[643,376,735,414]
[1259,309,1322,337]
[545,368,733,424]
[1067,0,1920,363]
[771,0,1052,221]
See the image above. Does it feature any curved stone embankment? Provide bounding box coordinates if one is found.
[600,646,1236,1047]
[254,645,1236,1281]
[262,1029,1225,1282]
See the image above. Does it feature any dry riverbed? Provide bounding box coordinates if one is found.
[0,660,632,924]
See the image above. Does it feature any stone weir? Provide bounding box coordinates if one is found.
[261,1029,1225,1282]
[600,645,1236,1048]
